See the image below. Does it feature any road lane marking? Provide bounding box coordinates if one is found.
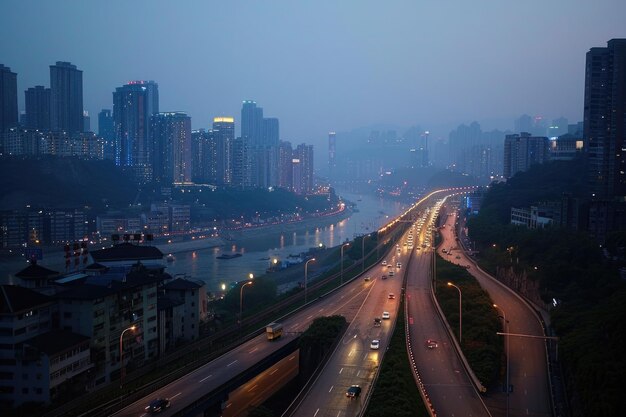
[171,392,182,399]
[319,308,324,312]
[357,370,361,377]
[307,315,313,319]
[339,367,343,374]
[249,347,258,354]
[247,384,258,392]
[227,360,238,367]
[270,368,278,375]
[199,374,212,382]
[289,355,295,361]
[314,408,320,417]
[337,411,341,417]
[348,349,354,357]
[291,322,300,329]
[226,403,232,408]
[329,385,334,392]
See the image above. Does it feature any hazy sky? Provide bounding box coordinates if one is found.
[1,0,625,148]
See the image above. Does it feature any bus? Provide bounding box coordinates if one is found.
[266,322,283,340]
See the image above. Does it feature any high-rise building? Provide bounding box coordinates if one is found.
[293,143,314,194]
[328,131,336,177]
[83,110,90,132]
[113,81,159,182]
[212,117,235,185]
[278,140,293,189]
[241,100,263,145]
[98,109,115,160]
[150,112,192,184]
[503,132,549,179]
[50,61,83,133]
[262,117,279,147]
[514,114,532,134]
[231,137,250,188]
[24,85,51,130]
[584,39,626,200]
[191,129,213,183]
[0,64,18,133]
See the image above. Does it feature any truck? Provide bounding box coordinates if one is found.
[266,322,283,340]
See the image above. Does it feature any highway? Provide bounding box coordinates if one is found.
[113,273,374,416]
[404,201,491,417]
[439,205,552,417]
[287,242,409,416]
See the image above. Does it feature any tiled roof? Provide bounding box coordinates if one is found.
[164,277,204,290]
[25,330,90,356]
[15,263,59,279]
[91,243,163,262]
[0,285,53,314]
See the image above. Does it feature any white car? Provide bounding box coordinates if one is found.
[396,262,401,268]
[381,260,387,266]
[370,339,380,350]
[382,311,390,319]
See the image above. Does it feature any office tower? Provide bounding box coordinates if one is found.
[293,143,314,194]
[503,132,549,178]
[584,39,626,200]
[113,81,159,182]
[262,117,279,147]
[50,61,83,133]
[24,85,51,130]
[0,64,18,133]
[212,117,235,185]
[241,100,263,145]
[328,131,336,177]
[150,112,192,184]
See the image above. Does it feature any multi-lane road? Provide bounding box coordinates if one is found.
[438,207,552,417]
[113,189,551,417]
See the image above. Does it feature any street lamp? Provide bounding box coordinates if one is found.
[239,281,253,324]
[304,258,316,304]
[340,243,350,284]
[361,235,369,272]
[119,325,136,388]
[494,304,510,417]
[447,282,462,343]
[248,273,254,280]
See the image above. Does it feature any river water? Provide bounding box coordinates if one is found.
[1,189,406,291]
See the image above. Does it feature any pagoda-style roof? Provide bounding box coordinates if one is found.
[15,262,59,280]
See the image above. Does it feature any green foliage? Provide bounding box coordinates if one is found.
[299,315,347,351]
[365,299,429,417]
[435,258,502,386]
[466,158,626,416]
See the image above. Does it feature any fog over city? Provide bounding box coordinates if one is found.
[2,0,625,149]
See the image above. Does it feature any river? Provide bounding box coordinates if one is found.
[1,189,407,291]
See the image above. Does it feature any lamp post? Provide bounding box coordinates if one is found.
[119,325,136,389]
[340,243,350,284]
[239,280,253,324]
[494,304,510,417]
[304,258,316,304]
[447,282,462,343]
[361,234,369,272]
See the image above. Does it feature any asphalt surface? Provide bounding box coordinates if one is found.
[439,207,552,417]
[404,202,492,417]
[113,271,373,417]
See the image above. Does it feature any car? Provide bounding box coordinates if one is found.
[145,398,171,413]
[381,260,387,266]
[382,311,390,319]
[381,274,387,280]
[374,317,382,327]
[364,276,371,281]
[370,339,380,349]
[455,255,461,259]
[346,385,362,398]
[388,270,395,276]
[396,262,401,268]
[388,293,395,299]
[425,339,438,349]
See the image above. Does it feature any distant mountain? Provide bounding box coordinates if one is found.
[0,156,139,210]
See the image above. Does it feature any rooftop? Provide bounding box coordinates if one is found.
[90,243,163,263]
[0,285,53,314]
[25,330,90,356]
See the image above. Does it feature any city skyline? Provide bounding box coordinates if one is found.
[1,1,625,149]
